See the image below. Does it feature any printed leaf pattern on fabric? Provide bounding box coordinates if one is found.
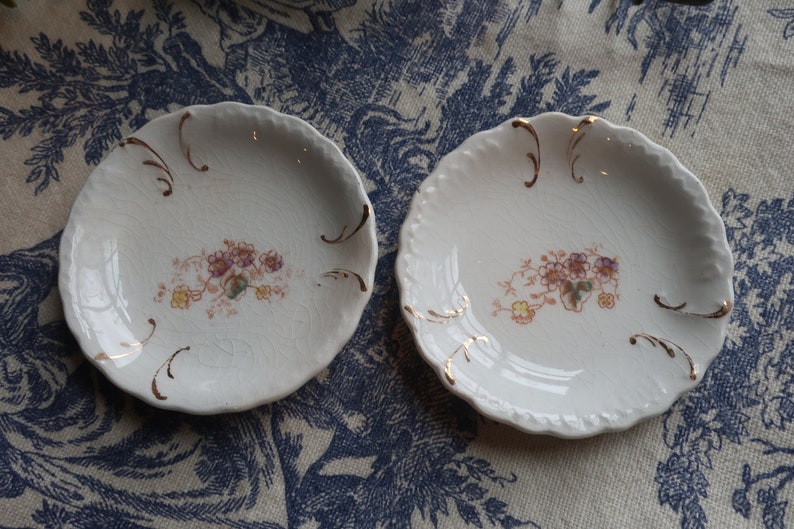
[0,1,617,526]
[592,0,748,138]
[9,2,788,529]
[0,233,282,528]
[0,0,250,194]
[655,189,794,529]
[0,213,545,527]
[1,0,610,197]
[769,8,794,40]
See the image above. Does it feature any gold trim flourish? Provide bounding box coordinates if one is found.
[151,346,191,401]
[320,269,368,292]
[404,296,470,324]
[511,119,541,188]
[321,205,371,244]
[654,295,732,319]
[568,116,598,183]
[119,111,208,196]
[445,336,490,385]
[119,137,175,196]
[95,318,157,361]
[630,333,696,381]
[178,111,209,172]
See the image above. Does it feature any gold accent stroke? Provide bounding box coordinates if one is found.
[151,346,191,401]
[95,318,157,361]
[630,333,697,381]
[654,295,733,319]
[178,111,209,172]
[320,269,368,292]
[119,137,175,196]
[568,116,598,183]
[404,296,470,324]
[445,336,490,385]
[321,205,371,244]
[511,119,541,188]
[118,111,207,197]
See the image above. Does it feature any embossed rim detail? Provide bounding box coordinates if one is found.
[60,102,378,414]
[396,112,734,438]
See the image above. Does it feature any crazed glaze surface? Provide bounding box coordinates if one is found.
[59,102,377,414]
[396,113,734,438]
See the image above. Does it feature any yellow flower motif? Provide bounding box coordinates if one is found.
[171,285,191,309]
[256,284,272,301]
[597,292,615,309]
[511,300,535,325]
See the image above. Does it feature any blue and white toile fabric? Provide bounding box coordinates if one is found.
[1,1,793,527]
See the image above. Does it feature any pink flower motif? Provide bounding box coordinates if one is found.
[259,250,284,273]
[563,252,590,279]
[539,261,567,291]
[208,251,233,278]
[232,242,257,268]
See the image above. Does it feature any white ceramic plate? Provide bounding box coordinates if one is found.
[396,113,733,438]
[60,102,377,414]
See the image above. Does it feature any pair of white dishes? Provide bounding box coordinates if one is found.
[60,102,733,438]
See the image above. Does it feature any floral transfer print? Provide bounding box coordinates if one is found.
[492,245,619,325]
[155,239,290,319]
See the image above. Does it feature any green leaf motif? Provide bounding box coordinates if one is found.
[560,280,592,311]
[225,274,249,300]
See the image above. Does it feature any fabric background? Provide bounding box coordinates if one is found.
[1,1,793,528]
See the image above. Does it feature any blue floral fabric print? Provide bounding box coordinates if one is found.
[592,0,747,138]
[0,2,613,525]
[0,0,250,194]
[769,8,794,40]
[0,234,543,527]
[0,1,612,196]
[1,1,791,528]
[656,190,794,529]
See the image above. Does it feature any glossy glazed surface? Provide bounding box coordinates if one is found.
[60,102,377,413]
[396,113,733,438]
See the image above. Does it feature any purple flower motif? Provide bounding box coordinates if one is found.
[259,250,284,273]
[594,256,619,282]
[208,251,233,278]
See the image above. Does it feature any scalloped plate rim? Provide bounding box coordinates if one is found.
[395,112,733,438]
[59,102,378,414]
